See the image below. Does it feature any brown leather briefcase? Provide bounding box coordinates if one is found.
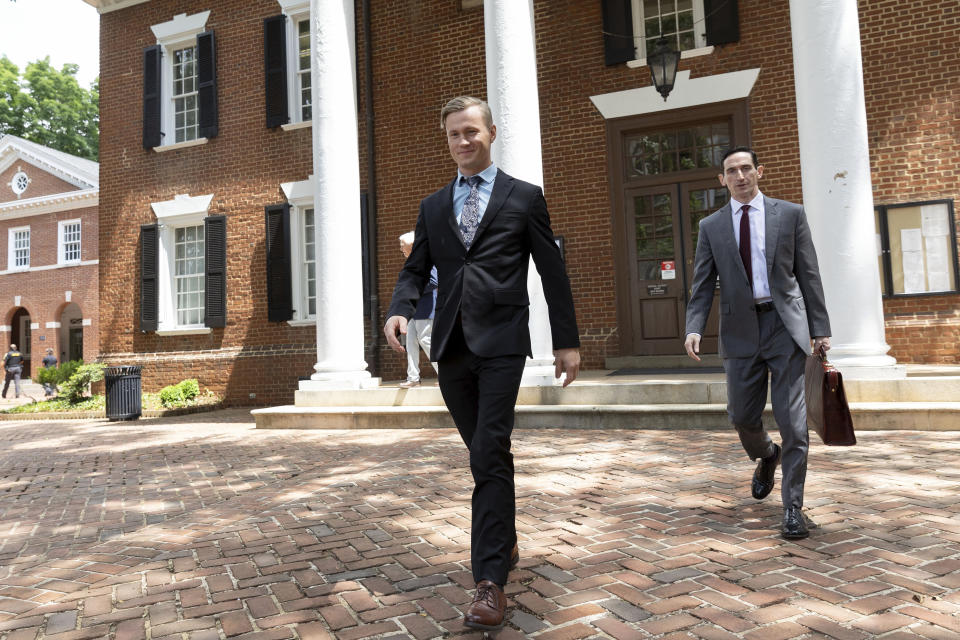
[805,350,856,446]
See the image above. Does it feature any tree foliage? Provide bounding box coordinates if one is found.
[0,55,98,161]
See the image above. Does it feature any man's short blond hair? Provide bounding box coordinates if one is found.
[440,96,494,130]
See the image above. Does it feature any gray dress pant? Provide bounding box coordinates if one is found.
[723,308,809,509]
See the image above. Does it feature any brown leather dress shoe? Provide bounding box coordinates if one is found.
[464,580,507,630]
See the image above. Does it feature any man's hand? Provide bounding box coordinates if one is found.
[554,348,581,387]
[384,315,408,353]
[684,333,701,362]
[813,336,831,356]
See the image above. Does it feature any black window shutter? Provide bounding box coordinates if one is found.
[140,224,159,332]
[601,0,635,66]
[204,215,227,328]
[197,30,219,139]
[704,0,739,46]
[265,204,293,322]
[264,15,289,128]
[142,45,162,149]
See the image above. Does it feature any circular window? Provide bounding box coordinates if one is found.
[11,171,29,196]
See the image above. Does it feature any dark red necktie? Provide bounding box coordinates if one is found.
[738,204,752,289]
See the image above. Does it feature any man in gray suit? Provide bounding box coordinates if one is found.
[684,147,831,539]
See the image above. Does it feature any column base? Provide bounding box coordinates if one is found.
[828,353,906,380]
[301,370,380,390]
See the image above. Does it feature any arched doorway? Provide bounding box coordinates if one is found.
[10,307,31,379]
[59,303,84,363]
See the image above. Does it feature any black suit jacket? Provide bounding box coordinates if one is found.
[387,169,579,361]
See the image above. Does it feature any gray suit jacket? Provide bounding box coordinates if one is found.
[685,197,831,358]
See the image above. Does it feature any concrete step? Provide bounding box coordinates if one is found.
[252,402,960,431]
[291,375,960,406]
[252,369,960,431]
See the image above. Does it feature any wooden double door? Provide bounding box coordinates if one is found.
[620,180,727,355]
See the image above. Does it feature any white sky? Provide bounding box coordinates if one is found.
[0,0,100,89]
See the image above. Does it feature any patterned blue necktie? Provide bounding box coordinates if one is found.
[459,175,482,248]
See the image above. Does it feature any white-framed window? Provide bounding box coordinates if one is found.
[172,45,199,143]
[280,176,318,322]
[300,207,316,318]
[295,19,312,122]
[8,226,30,270]
[174,224,206,326]
[631,0,708,61]
[58,220,82,264]
[151,193,214,333]
[150,11,210,148]
[278,0,312,126]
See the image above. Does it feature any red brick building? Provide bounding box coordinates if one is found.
[87,0,959,404]
[0,135,100,376]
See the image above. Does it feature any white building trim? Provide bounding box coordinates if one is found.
[589,69,761,120]
[0,189,98,221]
[0,259,99,277]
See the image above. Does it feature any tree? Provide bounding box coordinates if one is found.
[0,55,98,161]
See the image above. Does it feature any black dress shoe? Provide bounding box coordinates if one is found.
[751,443,781,500]
[782,507,809,539]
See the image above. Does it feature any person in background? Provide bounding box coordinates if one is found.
[398,231,438,388]
[41,347,58,397]
[2,344,24,399]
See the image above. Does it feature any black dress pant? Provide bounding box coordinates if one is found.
[437,321,525,586]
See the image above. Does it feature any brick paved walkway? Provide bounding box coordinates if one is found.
[0,411,957,639]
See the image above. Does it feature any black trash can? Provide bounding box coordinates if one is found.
[104,366,142,420]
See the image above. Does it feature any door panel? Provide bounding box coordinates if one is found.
[626,187,685,354]
[681,181,729,352]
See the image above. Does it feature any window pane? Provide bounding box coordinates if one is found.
[302,208,317,318]
[174,224,205,325]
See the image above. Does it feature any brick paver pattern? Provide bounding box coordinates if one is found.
[0,410,957,639]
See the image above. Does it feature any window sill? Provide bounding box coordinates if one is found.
[281,121,312,132]
[156,327,213,336]
[626,45,715,69]
[153,137,209,153]
[286,318,316,327]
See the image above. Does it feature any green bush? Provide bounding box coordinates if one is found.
[159,378,200,408]
[61,363,105,404]
[35,359,82,389]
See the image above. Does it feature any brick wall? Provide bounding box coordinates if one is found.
[97,0,960,405]
[0,204,99,374]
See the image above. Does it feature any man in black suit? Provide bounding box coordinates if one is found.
[384,96,580,630]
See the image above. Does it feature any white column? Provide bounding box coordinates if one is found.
[484,0,560,386]
[301,0,375,390]
[789,0,903,379]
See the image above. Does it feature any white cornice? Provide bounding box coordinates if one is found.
[0,136,98,190]
[0,189,98,221]
[0,259,99,277]
[82,0,150,14]
[281,176,314,206]
[590,68,762,120]
[151,193,214,223]
[151,11,211,47]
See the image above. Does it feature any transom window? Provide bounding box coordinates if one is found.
[302,207,316,317]
[626,121,729,177]
[297,20,312,121]
[11,228,30,269]
[60,220,82,263]
[174,225,205,325]
[633,0,706,59]
[173,46,199,143]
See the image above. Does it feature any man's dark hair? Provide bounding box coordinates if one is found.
[721,146,759,169]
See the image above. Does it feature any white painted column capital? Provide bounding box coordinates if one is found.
[789,0,902,379]
[484,0,560,386]
[300,0,375,390]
